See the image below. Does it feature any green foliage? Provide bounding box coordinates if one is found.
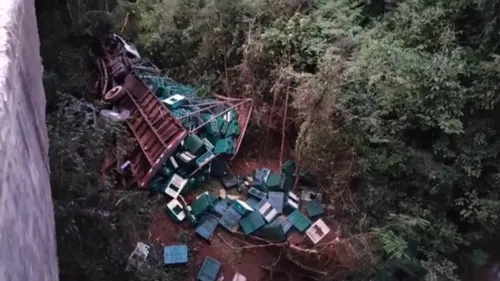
[471,249,489,266]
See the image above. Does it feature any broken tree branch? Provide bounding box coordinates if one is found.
[217,233,285,250]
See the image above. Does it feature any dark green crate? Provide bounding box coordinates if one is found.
[192,192,216,218]
[280,173,294,192]
[214,138,234,155]
[184,134,205,155]
[287,210,311,232]
[239,211,266,235]
[266,173,282,191]
[224,119,240,137]
[281,160,296,176]
[306,199,324,219]
[256,222,286,242]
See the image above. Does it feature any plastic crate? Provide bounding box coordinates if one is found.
[239,211,266,235]
[195,215,219,241]
[192,192,216,218]
[184,134,205,155]
[273,215,293,234]
[164,245,188,264]
[284,191,300,214]
[281,160,296,176]
[247,187,267,200]
[256,222,286,242]
[214,138,234,155]
[224,119,240,137]
[213,198,233,216]
[257,200,279,223]
[306,199,324,219]
[233,200,254,216]
[197,257,221,281]
[287,210,311,232]
[265,173,281,191]
[218,205,242,232]
[267,191,285,214]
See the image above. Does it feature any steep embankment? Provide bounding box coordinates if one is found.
[0,1,57,280]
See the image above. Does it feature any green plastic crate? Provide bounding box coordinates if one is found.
[239,211,266,235]
[224,119,240,137]
[192,192,217,218]
[184,134,205,155]
[281,160,296,176]
[214,138,234,155]
[306,199,324,219]
[287,210,311,232]
[266,173,282,191]
[233,200,254,216]
[280,173,294,191]
[256,222,286,242]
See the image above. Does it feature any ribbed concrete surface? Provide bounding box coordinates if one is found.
[0,1,57,281]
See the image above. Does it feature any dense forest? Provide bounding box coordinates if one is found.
[36,0,500,280]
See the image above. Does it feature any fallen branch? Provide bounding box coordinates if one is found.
[280,85,290,167]
[286,252,328,276]
[217,233,285,250]
[120,12,130,33]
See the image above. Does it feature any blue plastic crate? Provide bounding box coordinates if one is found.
[247,187,267,200]
[245,197,261,209]
[196,215,219,241]
[164,245,188,265]
[213,198,233,216]
[197,257,221,281]
[273,215,293,234]
[218,205,242,232]
[267,191,285,214]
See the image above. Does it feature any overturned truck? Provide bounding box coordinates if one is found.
[94,34,252,189]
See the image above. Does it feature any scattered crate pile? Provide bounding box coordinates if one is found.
[98,34,334,280]
[156,160,332,281]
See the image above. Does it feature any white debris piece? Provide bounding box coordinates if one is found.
[306,219,331,244]
[126,242,150,271]
[164,174,187,198]
[301,190,322,202]
[232,272,247,281]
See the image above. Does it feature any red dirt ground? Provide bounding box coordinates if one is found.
[149,211,278,281]
[145,144,344,281]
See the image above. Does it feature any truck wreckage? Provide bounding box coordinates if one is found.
[95,34,252,189]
